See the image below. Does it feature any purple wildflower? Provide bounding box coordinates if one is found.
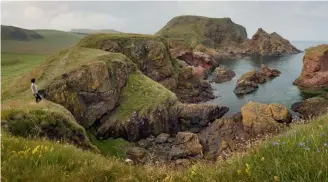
[321,132,325,137]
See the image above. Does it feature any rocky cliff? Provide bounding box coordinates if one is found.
[42,47,227,142]
[232,28,301,56]
[293,44,328,88]
[76,33,215,103]
[156,16,300,59]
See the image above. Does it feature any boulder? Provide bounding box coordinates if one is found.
[178,104,229,132]
[293,44,328,88]
[261,64,281,78]
[169,132,203,159]
[126,147,149,164]
[234,80,259,96]
[237,69,266,84]
[155,133,170,144]
[198,113,250,159]
[212,67,236,83]
[234,69,266,96]
[292,95,328,119]
[241,102,284,135]
[269,103,292,123]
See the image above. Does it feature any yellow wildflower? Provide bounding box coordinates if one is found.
[237,169,242,175]
[164,175,171,182]
[261,157,265,161]
[245,163,251,176]
[32,145,40,154]
[274,176,279,181]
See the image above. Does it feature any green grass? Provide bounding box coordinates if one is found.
[1,52,49,79]
[110,72,178,120]
[305,44,328,56]
[1,132,168,182]
[2,114,328,182]
[1,29,85,54]
[86,129,130,159]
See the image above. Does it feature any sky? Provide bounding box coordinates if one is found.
[1,1,328,41]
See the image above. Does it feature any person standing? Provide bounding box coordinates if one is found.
[31,78,42,103]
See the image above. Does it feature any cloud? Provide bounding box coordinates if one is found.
[1,1,327,41]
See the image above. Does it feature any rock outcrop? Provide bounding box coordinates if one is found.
[292,93,328,119]
[261,64,281,78]
[77,34,215,103]
[293,44,328,88]
[212,67,236,83]
[234,69,266,95]
[198,102,292,159]
[234,28,301,56]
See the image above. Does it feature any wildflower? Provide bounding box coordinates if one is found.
[297,142,305,147]
[32,145,40,154]
[261,157,265,161]
[245,163,251,176]
[272,141,279,146]
[305,146,310,151]
[321,132,325,137]
[237,170,242,175]
[164,175,171,182]
[274,176,279,181]
[324,143,328,147]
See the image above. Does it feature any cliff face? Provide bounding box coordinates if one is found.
[77,34,215,103]
[156,16,300,58]
[293,44,328,88]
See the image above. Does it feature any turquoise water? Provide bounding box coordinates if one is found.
[206,41,328,115]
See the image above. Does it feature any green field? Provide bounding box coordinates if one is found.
[1,29,84,54]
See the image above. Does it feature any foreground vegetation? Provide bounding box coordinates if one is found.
[2,114,328,182]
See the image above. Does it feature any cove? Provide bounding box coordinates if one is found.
[206,41,328,115]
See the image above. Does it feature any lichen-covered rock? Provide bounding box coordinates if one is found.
[212,67,236,83]
[269,103,292,123]
[241,102,280,135]
[292,95,328,119]
[169,132,203,159]
[261,64,281,78]
[234,80,259,96]
[192,66,209,80]
[293,44,328,88]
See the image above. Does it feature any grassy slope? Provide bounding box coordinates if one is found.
[1,29,85,54]
[1,25,43,40]
[2,114,328,182]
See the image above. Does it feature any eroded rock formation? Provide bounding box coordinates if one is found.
[294,44,328,88]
